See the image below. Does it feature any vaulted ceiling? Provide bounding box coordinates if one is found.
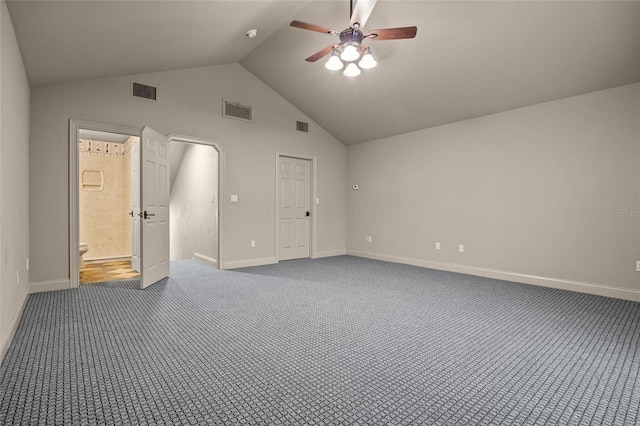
[7,1,640,145]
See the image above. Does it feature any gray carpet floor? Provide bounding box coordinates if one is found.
[0,256,638,425]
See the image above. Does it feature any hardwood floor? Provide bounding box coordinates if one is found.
[80,259,139,284]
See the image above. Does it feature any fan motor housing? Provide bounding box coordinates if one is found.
[339,28,364,46]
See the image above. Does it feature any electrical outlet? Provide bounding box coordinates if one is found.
[636,260,640,272]
[16,270,19,286]
[365,236,372,243]
[26,258,29,271]
[250,240,256,248]
[435,242,441,250]
[459,244,464,253]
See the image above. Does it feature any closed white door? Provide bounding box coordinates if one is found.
[278,156,311,261]
[130,137,141,272]
[140,127,170,289]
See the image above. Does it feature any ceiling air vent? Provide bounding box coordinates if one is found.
[131,81,157,101]
[223,99,253,122]
[296,121,309,133]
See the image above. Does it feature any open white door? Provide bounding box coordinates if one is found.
[140,127,170,289]
[131,137,141,272]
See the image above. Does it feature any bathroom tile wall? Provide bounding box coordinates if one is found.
[79,137,136,260]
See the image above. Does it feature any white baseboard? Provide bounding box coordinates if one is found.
[223,257,276,270]
[85,255,131,262]
[314,249,347,258]
[193,253,218,267]
[347,250,640,302]
[29,278,70,294]
[0,291,29,364]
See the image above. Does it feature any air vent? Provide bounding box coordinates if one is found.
[223,99,253,122]
[131,81,157,101]
[296,121,309,133]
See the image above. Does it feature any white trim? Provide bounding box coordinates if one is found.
[315,249,347,258]
[84,255,132,262]
[223,257,276,270]
[167,133,225,270]
[193,253,218,267]
[69,119,141,290]
[0,292,29,364]
[347,250,640,302]
[275,152,317,262]
[29,279,70,294]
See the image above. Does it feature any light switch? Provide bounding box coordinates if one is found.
[231,194,238,203]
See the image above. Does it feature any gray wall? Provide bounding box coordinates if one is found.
[0,0,30,357]
[170,143,218,263]
[347,83,640,301]
[29,63,347,286]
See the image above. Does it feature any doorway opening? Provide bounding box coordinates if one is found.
[70,121,224,289]
[77,129,140,284]
[168,136,221,268]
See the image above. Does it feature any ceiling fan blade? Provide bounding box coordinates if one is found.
[305,44,341,62]
[349,0,377,28]
[290,20,337,35]
[366,26,417,41]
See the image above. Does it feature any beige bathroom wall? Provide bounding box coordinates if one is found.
[79,139,132,260]
[123,137,135,260]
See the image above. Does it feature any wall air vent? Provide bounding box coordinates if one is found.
[223,99,253,122]
[131,81,157,101]
[296,121,309,133]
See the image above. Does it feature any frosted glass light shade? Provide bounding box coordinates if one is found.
[343,63,361,77]
[359,51,377,69]
[325,54,344,70]
[340,44,360,62]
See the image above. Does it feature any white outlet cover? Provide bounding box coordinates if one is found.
[459,244,464,252]
[230,194,238,202]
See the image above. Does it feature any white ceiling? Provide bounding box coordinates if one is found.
[7,0,640,145]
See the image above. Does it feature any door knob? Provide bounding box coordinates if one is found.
[143,210,155,220]
[306,211,310,217]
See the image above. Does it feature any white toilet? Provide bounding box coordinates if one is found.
[79,243,89,268]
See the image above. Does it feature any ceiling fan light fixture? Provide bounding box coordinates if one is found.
[358,48,377,69]
[325,51,344,70]
[340,44,361,62]
[343,62,361,77]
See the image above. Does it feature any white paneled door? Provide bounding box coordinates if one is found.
[278,156,311,261]
[140,127,170,289]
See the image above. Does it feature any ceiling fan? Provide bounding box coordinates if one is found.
[290,0,417,76]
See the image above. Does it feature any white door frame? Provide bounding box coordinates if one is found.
[69,119,141,289]
[275,152,317,262]
[167,133,225,270]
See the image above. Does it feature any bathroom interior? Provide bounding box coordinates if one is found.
[78,130,219,284]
